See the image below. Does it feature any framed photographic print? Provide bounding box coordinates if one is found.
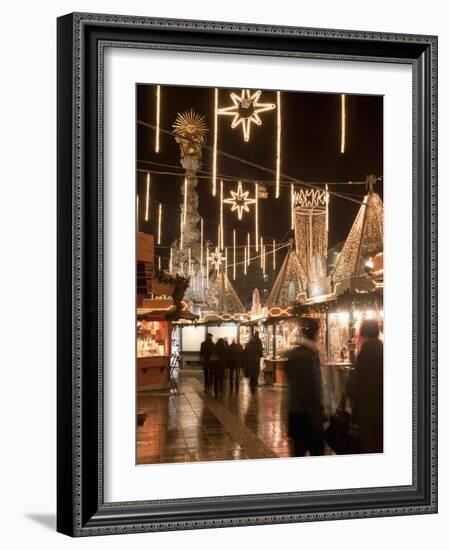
[57,12,438,536]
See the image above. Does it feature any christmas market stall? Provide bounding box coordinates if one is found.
[136,230,190,390]
[294,185,384,414]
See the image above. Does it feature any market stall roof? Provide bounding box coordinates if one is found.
[332,191,384,283]
[203,271,246,315]
[266,248,306,309]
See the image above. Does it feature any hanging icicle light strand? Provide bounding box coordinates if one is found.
[244,246,247,275]
[157,203,162,244]
[291,183,295,229]
[200,218,204,272]
[340,93,346,154]
[183,177,188,224]
[155,85,161,153]
[233,229,236,280]
[273,239,276,270]
[275,91,281,198]
[169,247,173,273]
[212,88,218,196]
[255,182,259,252]
[145,173,151,221]
[158,256,161,270]
[260,236,264,268]
[220,179,224,249]
[180,211,183,251]
[225,248,228,288]
[247,232,251,266]
[206,247,210,288]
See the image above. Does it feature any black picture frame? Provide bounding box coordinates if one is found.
[57,12,438,536]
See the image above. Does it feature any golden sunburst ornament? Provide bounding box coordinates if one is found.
[224,181,256,220]
[173,109,208,139]
[217,90,276,142]
[173,109,208,157]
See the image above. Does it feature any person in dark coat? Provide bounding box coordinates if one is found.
[244,331,264,394]
[214,338,227,395]
[199,333,215,392]
[228,339,243,391]
[285,318,324,457]
[347,319,383,454]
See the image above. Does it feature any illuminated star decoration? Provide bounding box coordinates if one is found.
[223,181,256,220]
[208,248,225,271]
[217,90,276,142]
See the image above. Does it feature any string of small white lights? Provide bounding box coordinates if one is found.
[137,162,379,188]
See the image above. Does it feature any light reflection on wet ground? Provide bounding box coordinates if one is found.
[137,371,331,464]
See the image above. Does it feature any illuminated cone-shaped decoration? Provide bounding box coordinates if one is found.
[332,192,384,282]
[204,271,245,315]
[266,248,307,308]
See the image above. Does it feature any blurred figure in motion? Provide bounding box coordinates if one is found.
[285,318,324,457]
[214,338,227,395]
[228,338,243,391]
[244,331,264,394]
[199,333,215,392]
[347,319,383,453]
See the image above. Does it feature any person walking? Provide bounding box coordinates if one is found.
[244,331,264,394]
[347,319,383,454]
[199,333,215,392]
[214,338,227,395]
[285,318,324,457]
[228,338,243,391]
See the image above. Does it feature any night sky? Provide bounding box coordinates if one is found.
[136,84,383,282]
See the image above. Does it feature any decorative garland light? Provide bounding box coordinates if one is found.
[145,173,151,221]
[217,89,276,142]
[212,88,218,196]
[157,203,162,244]
[223,181,256,220]
[155,85,161,153]
[275,91,281,198]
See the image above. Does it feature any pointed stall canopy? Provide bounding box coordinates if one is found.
[332,191,384,283]
[266,247,307,310]
[203,271,246,318]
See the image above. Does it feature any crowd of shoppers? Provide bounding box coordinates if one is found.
[199,317,383,457]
